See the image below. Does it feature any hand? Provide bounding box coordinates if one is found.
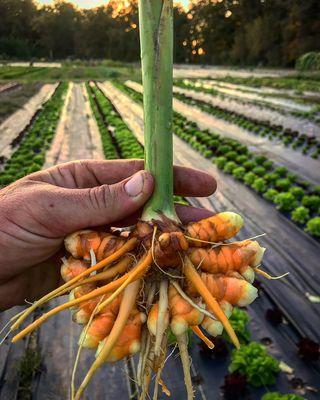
[0,159,216,310]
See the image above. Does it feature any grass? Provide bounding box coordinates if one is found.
[0,64,140,83]
[0,83,43,124]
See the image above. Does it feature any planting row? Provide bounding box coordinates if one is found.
[174,80,320,159]
[0,82,68,187]
[87,83,144,159]
[208,75,320,94]
[225,306,318,400]
[184,79,320,123]
[198,307,303,399]
[86,83,119,159]
[114,82,320,238]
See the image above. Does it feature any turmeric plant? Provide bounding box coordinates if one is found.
[6,1,269,399]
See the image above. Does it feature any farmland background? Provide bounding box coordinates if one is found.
[0,1,320,400]
[1,0,320,66]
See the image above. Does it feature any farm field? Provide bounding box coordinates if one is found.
[0,67,319,400]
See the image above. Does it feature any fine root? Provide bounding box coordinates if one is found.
[254,267,289,280]
[177,333,194,400]
[170,280,217,322]
[11,238,137,332]
[75,280,141,400]
[191,326,214,349]
[12,255,146,343]
[71,296,105,400]
[183,256,240,349]
[154,280,169,356]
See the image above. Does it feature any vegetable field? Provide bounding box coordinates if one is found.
[0,67,319,400]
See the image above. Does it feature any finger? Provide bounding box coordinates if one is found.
[45,171,154,235]
[173,165,217,197]
[175,204,214,224]
[29,159,216,197]
[30,159,145,188]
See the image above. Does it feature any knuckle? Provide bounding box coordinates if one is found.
[89,185,115,210]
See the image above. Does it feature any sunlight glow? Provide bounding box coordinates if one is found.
[36,0,190,10]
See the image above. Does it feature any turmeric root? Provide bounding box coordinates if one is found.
[61,257,88,282]
[65,230,104,261]
[8,211,269,400]
[168,284,204,335]
[71,283,101,324]
[187,273,258,307]
[186,212,243,246]
[80,294,123,348]
[189,240,265,273]
[103,308,146,362]
[201,300,233,337]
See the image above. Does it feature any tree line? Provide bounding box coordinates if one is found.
[0,0,319,67]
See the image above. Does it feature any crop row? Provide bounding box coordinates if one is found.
[85,83,119,159]
[208,75,320,94]
[0,82,69,187]
[88,83,144,159]
[174,80,320,159]
[114,82,320,237]
[177,79,320,124]
[225,307,312,400]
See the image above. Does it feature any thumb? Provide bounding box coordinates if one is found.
[55,171,154,233]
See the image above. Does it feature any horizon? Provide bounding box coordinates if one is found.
[36,0,190,10]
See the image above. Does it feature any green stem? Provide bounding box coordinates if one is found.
[139,0,178,222]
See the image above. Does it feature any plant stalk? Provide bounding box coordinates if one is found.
[139,0,178,221]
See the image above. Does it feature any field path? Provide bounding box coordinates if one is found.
[44,82,104,167]
[127,81,320,186]
[0,83,58,159]
[101,81,320,342]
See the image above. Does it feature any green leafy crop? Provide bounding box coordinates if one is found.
[291,207,310,224]
[274,192,298,212]
[229,342,280,387]
[224,308,251,344]
[262,392,305,400]
[305,217,320,237]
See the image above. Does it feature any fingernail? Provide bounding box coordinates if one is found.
[125,172,144,197]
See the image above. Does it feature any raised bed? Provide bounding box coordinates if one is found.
[0,82,68,187]
[173,80,320,157]
[127,81,320,186]
[44,82,104,167]
[0,83,58,160]
[185,79,320,119]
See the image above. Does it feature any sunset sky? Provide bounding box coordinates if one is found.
[36,0,190,9]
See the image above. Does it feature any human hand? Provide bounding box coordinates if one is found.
[0,159,216,310]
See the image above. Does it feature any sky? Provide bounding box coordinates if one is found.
[36,0,190,9]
